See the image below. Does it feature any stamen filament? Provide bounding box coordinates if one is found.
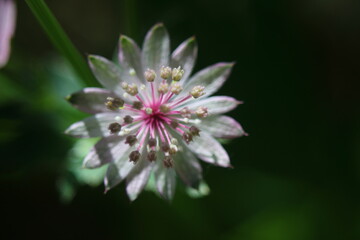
[156,121,165,143]
[159,121,171,144]
[169,95,192,108]
[137,126,149,150]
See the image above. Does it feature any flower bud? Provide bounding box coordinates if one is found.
[190,85,205,98]
[195,107,208,118]
[123,115,133,124]
[129,150,141,163]
[105,97,124,110]
[160,104,170,113]
[145,107,153,114]
[129,68,136,76]
[160,66,171,79]
[125,83,138,96]
[169,144,178,155]
[121,82,128,90]
[170,82,183,95]
[189,126,200,136]
[180,107,192,118]
[147,150,157,162]
[172,66,185,81]
[144,68,156,82]
[182,132,193,144]
[108,122,122,134]
[170,120,179,129]
[171,138,178,145]
[161,142,170,152]
[133,101,143,110]
[163,156,174,168]
[158,82,169,94]
[148,138,156,147]
[125,135,137,146]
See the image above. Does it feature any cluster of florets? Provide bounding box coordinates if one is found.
[104,65,206,168]
[65,23,245,202]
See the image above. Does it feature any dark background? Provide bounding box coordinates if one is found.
[1,0,360,239]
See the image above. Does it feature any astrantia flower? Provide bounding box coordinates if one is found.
[0,0,16,68]
[65,23,246,201]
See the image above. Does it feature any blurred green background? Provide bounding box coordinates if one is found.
[1,0,360,239]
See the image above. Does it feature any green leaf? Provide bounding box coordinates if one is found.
[25,0,98,87]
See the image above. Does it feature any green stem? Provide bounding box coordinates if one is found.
[25,0,98,87]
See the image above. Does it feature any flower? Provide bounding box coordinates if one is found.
[65,23,246,201]
[0,0,16,68]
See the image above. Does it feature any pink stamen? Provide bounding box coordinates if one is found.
[163,92,174,104]
[136,122,146,136]
[178,123,190,129]
[150,82,156,105]
[175,127,184,134]
[167,110,181,115]
[137,126,149,150]
[135,95,144,104]
[159,121,171,144]
[156,121,165,143]
[169,95,192,108]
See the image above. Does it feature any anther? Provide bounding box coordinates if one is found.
[108,122,122,134]
[121,82,128,90]
[147,150,157,162]
[190,85,205,98]
[125,83,138,96]
[182,132,193,144]
[123,115,133,124]
[160,104,170,113]
[129,150,141,163]
[170,82,183,95]
[129,68,136,76]
[172,66,185,81]
[189,126,200,136]
[195,106,208,118]
[133,101,143,110]
[145,108,153,114]
[180,107,192,118]
[163,156,174,168]
[105,97,124,110]
[160,66,172,79]
[158,82,169,94]
[171,138,178,145]
[148,138,156,147]
[169,144,178,155]
[125,135,137,146]
[161,142,170,152]
[170,120,179,129]
[144,68,156,82]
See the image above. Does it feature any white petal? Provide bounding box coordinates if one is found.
[171,37,197,83]
[173,147,202,188]
[180,62,234,98]
[118,35,145,84]
[198,115,246,138]
[88,55,126,95]
[178,96,241,115]
[154,161,176,201]
[65,112,131,138]
[67,87,118,114]
[142,23,170,73]
[104,146,135,191]
[187,132,231,167]
[126,155,154,201]
[83,135,124,168]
